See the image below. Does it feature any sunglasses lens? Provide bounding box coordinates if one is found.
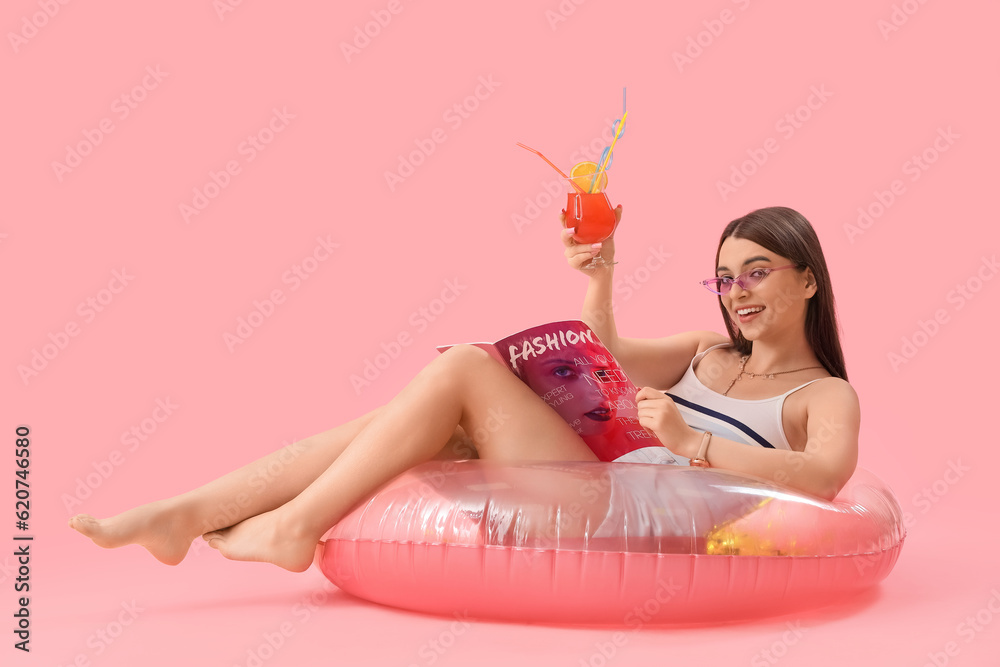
[741,269,768,290]
[703,279,729,295]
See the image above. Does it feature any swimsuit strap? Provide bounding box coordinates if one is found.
[780,377,826,398]
[692,342,733,367]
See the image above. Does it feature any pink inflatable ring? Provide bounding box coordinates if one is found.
[317,461,905,624]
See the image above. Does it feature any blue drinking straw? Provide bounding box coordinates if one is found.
[588,87,628,194]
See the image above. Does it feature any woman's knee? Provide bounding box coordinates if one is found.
[433,345,495,386]
[440,344,493,364]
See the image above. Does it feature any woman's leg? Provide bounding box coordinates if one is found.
[69,405,477,565]
[204,345,597,571]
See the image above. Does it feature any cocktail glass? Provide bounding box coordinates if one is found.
[563,179,618,269]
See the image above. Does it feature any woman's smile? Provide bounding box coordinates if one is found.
[734,304,766,323]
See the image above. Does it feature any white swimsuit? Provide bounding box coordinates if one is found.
[614,342,823,464]
[591,343,824,539]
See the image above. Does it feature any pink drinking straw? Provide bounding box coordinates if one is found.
[516,142,586,193]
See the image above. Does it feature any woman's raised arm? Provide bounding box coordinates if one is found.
[562,213,727,390]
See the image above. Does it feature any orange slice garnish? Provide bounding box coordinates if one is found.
[570,161,608,193]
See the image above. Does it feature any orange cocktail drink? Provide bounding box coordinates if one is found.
[563,161,617,246]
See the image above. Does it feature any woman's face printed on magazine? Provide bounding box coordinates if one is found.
[520,341,622,437]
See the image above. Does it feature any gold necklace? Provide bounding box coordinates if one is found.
[722,355,825,396]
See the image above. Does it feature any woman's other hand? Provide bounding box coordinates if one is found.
[635,387,699,455]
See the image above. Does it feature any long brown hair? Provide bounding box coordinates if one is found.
[715,207,848,381]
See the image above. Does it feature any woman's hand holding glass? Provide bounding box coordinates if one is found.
[561,205,622,273]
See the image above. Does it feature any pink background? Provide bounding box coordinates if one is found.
[4,0,998,665]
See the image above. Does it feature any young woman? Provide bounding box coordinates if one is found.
[69,205,859,572]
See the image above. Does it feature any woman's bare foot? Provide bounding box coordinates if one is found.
[202,509,317,573]
[68,501,200,566]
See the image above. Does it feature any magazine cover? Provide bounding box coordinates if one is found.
[438,320,676,462]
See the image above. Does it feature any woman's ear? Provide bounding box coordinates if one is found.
[803,268,818,298]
